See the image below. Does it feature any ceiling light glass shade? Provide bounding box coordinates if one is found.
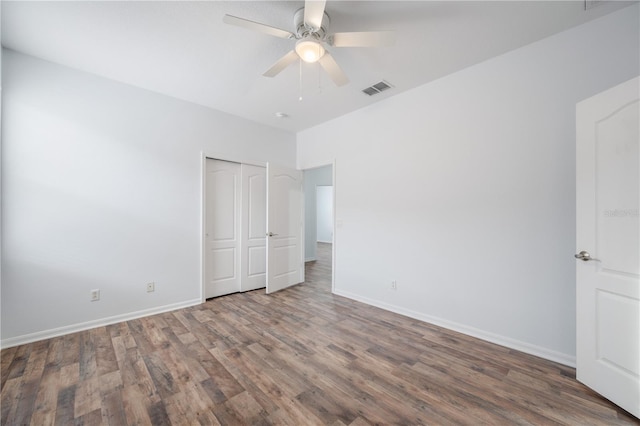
[295,39,325,63]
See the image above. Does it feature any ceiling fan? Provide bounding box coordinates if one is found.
[223,0,395,86]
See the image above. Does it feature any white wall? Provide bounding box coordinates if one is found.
[316,186,333,243]
[297,5,640,365]
[1,50,296,346]
[303,165,333,261]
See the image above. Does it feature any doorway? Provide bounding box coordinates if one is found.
[303,164,334,291]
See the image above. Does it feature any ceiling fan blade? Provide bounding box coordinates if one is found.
[330,31,396,47]
[319,53,349,87]
[304,0,327,31]
[223,14,294,39]
[263,50,299,77]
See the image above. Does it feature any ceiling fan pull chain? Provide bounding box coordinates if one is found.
[299,59,303,101]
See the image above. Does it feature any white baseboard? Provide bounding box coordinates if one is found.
[305,257,317,262]
[333,289,576,368]
[3,290,577,368]
[0,298,202,349]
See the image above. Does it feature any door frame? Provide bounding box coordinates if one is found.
[200,152,266,302]
[302,160,337,294]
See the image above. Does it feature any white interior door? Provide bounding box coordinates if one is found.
[266,163,303,294]
[241,164,267,291]
[205,159,241,298]
[576,76,639,419]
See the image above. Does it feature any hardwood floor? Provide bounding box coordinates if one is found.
[2,242,638,425]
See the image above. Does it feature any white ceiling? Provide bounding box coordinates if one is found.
[1,1,635,132]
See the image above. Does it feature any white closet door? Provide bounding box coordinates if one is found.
[205,159,241,298]
[241,164,266,291]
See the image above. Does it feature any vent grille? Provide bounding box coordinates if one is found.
[362,80,393,96]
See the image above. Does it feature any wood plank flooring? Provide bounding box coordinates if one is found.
[2,242,638,425]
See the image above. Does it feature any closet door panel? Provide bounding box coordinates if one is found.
[205,159,241,298]
[241,164,267,291]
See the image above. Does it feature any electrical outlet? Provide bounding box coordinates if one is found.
[90,289,100,301]
[391,280,397,290]
[146,282,155,293]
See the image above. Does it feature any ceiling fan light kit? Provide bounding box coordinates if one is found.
[295,38,325,63]
[223,0,395,88]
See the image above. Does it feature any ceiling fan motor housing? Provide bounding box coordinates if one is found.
[294,7,330,40]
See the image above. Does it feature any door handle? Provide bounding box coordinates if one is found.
[574,250,599,262]
[267,232,278,237]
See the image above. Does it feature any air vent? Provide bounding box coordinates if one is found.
[362,80,393,96]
